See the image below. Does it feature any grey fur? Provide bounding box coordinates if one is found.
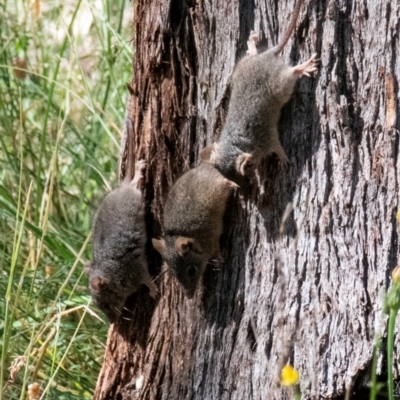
[207,1,318,180]
[85,122,158,323]
[152,163,237,298]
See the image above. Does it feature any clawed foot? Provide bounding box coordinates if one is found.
[292,53,319,78]
[278,155,291,170]
[274,146,290,169]
[131,159,146,188]
[148,280,160,300]
[246,30,260,56]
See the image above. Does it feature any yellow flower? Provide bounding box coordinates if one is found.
[281,365,299,386]
[397,211,400,220]
[392,265,400,283]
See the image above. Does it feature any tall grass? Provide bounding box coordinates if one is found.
[0,0,132,398]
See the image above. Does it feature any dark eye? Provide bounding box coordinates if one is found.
[245,164,253,172]
[187,266,197,277]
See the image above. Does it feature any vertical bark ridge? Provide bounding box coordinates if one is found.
[94,1,400,399]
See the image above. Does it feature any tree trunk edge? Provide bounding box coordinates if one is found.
[93,1,400,399]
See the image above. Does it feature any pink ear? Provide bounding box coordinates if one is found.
[236,153,254,175]
[199,143,219,164]
[152,238,167,255]
[90,276,110,293]
[200,145,214,163]
[221,178,239,189]
[175,237,201,256]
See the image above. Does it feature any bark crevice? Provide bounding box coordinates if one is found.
[94,1,400,399]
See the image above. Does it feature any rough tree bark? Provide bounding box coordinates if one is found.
[93,0,400,399]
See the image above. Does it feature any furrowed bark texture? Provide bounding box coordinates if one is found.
[94,1,400,399]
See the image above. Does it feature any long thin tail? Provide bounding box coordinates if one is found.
[274,0,304,55]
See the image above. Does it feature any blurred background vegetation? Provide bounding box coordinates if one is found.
[0,0,132,398]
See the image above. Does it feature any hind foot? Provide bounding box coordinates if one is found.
[292,53,319,78]
[274,144,290,169]
[131,159,146,188]
[246,31,260,56]
[146,278,160,300]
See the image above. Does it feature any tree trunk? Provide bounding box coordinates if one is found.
[93,0,400,399]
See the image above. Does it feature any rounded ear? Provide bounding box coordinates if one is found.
[236,152,254,175]
[90,276,110,293]
[200,143,219,164]
[175,237,202,256]
[220,177,239,189]
[83,262,92,275]
[152,238,167,255]
[200,145,214,163]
